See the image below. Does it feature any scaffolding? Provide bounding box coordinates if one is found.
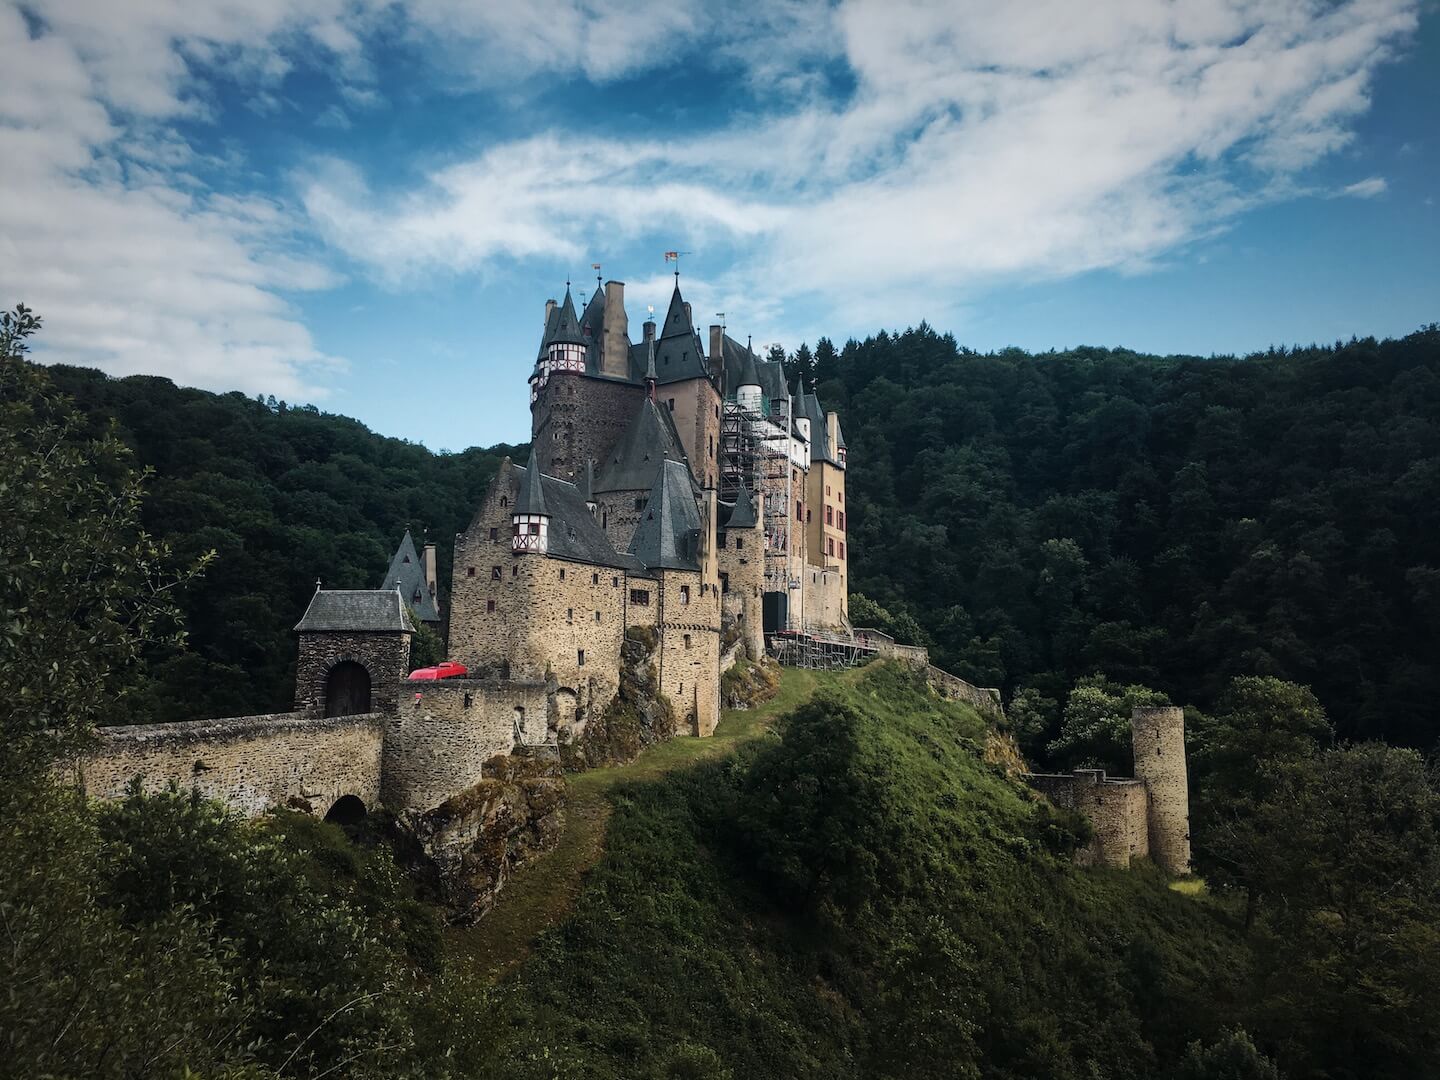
[720,395,793,597]
[768,629,873,670]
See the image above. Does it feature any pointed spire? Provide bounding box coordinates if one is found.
[544,285,586,347]
[515,447,549,516]
[658,282,693,341]
[727,475,758,529]
[645,335,657,400]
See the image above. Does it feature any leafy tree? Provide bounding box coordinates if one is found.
[0,328,207,772]
[1177,1029,1283,1080]
[1047,674,1169,774]
[407,605,444,669]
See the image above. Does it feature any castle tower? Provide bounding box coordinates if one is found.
[294,588,413,719]
[1131,706,1191,875]
[511,449,550,553]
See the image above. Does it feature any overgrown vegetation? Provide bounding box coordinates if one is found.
[564,626,675,769]
[719,656,781,709]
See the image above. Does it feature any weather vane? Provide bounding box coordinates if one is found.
[663,250,692,281]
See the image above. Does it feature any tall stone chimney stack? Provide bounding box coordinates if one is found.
[826,411,839,460]
[709,325,724,386]
[602,280,629,378]
[423,541,440,615]
[544,298,556,325]
[1131,706,1191,875]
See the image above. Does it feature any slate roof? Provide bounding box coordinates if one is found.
[801,390,842,466]
[544,287,587,348]
[378,529,439,623]
[722,476,758,529]
[594,395,689,494]
[654,284,709,384]
[295,590,415,633]
[628,458,703,571]
[503,458,646,572]
[514,448,549,515]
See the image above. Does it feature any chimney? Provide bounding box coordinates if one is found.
[544,298,556,325]
[709,325,724,386]
[826,411,839,460]
[423,540,438,595]
[684,301,692,327]
[602,280,629,378]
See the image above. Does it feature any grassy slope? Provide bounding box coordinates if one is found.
[448,667,824,982]
[455,663,1246,1080]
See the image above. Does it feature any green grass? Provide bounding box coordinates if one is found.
[446,665,830,982]
[457,662,1249,1079]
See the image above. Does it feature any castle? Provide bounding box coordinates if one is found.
[65,274,1190,882]
[70,275,857,815]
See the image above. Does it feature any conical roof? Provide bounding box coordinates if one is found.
[724,477,758,529]
[658,283,693,340]
[735,345,761,390]
[544,287,586,348]
[628,458,702,571]
[594,396,687,494]
[515,447,549,515]
[378,529,439,622]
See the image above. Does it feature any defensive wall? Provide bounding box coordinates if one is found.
[1027,769,1150,868]
[70,711,385,819]
[383,678,549,810]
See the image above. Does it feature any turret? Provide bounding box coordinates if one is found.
[736,346,762,414]
[1131,706,1191,875]
[512,450,550,554]
[544,286,587,376]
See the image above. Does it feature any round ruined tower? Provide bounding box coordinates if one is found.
[1130,706,1191,875]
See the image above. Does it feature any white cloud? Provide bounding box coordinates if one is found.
[0,0,1420,400]
[1341,176,1388,198]
[305,0,1418,327]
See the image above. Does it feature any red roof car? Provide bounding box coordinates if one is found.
[408,661,468,681]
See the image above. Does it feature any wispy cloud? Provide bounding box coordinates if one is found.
[1341,176,1389,198]
[0,0,1421,398]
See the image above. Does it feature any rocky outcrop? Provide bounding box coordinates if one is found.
[401,747,565,924]
[561,625,675,771]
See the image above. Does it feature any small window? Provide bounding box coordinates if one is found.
[592,572,599,585]
[635,497,646,511]
[577,649,586,666]
[736,536,744,550]
[467,566,476,577]
[708,435,714,457]
[487,599,496,612]
[529,523,540,535]
[489,527,498,541]
[667,398,675,411]
[512,565,518,578]
[718,531,727,548]
[602,512,608,528]
[491,566,501,580]
[559,568,566,581]
[826,505,833,525]
[464,693,473,708]
[838,512,845,530]
[595,610,601,622]
[611,576,619,587]
[567,607,573,623]
[680,585,691,605]
[806,508,812,523]
[720,572,729,593]
[500,496,508,508]
[796,500,802,521]
[684,634,692,649]
[630,588,650,606]
[402,554,411,563]
[828,537,835,556]
[840,542,845,559]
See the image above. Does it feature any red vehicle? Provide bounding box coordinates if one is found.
[408,661,468,681]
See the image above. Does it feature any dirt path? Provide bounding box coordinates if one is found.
[445,667,825,983]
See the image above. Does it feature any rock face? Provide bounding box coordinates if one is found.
[561,626,676,771]
[402,746,566,924]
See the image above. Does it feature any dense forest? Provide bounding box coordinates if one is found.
[41,323,1440,757]
[812,325,1440,751]
[5,312,1440,1078]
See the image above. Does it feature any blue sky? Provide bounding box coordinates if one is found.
[3,0,1436,451]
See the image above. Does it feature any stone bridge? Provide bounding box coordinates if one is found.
[71,711,385,821]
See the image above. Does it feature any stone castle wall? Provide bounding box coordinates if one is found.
[802,563,848,631]
[653,567,722,736]
[718,516,765,659]
[532,371,644,484]
[660,377,722,489]
[383,679,551,811]
[71,711,384,819]
[1028,769,1150,868]
[1131,706,1191,875]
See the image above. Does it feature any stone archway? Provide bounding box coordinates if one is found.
[324,661,372,717]
[324,794,367,827]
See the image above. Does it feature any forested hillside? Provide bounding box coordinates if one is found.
[45,365,517,721]
[815,325,1440,749]
[42,324,1440,753]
